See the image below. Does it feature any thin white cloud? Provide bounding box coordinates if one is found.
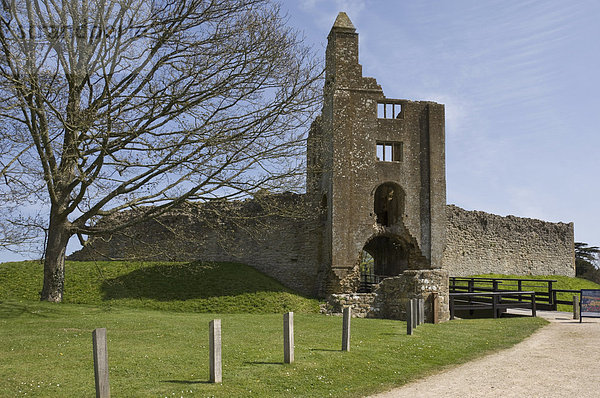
[295,0,367,33]
[297,0,319,11]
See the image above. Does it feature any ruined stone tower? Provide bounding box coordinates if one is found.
[308,13,449,319]
[69,12,574,320]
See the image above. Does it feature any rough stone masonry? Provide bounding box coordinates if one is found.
[70,13,575,322]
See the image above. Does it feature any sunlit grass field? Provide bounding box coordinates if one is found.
[0,261,557,396]
[0,301,547,397]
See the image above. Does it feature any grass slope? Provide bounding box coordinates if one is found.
[472,273,600,311]
[0,260,320,313]
[0,301,547,397]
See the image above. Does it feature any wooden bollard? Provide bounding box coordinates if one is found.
[342,307,351,351]
[209,319,222,383]
[418,298,425,325]
[407,299,413,335]
[92,328,110,398]
[432,293,439,324]
[284,312,294,363]
[410,299,419,329]
[573,295,580,320]
[413,298,418,325]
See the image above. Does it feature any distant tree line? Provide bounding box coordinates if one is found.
[575,242,600,283]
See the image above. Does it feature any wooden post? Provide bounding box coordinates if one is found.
[342,307,351,351]
[493,280,500,292]
[573,295,580,320]
[414,298,420,325]
[411,298,418,329]
[432,293,439,324]
[418,298,425,325]
[548,281,556,310]
[406,299,413,335]
[284,312,294,363]
[209,319,222,383]
[492,294,498,318]
[92,328,110,398]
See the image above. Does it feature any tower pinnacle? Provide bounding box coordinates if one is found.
[332,12,355,31]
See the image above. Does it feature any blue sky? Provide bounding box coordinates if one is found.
[282,0,600,248]
[1,0,598,262]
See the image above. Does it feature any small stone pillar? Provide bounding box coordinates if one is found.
[432,292,440,324]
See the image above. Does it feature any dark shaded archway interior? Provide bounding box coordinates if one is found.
[374,182,404,227]
[362,236,409,278]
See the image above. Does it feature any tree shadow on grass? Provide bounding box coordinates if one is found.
[162,380,211,384]
[101,261,292,301]
[309,348,340,352]
[0,301,51,319]
[243,361,284,365]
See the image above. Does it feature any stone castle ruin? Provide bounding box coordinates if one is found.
[71,13,575,322]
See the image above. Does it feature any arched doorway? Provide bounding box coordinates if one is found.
[374,182,404,227]
[359,235,409,292]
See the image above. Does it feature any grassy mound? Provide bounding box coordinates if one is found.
[0,260,320,313]
[472,273,600,311]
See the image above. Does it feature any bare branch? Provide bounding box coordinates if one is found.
[0,0,322,301]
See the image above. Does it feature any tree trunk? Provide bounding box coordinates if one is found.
[40,209,71,302]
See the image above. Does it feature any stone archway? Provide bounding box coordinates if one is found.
[363,235,408,277]
[359,234,410,291]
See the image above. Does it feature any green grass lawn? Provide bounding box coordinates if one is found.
[3,262,573,396]
[0,260,320,313]
[0,300,547,397]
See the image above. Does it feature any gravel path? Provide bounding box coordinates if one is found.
[369,310,600,398]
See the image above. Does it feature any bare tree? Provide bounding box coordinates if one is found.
[0,0,321,301]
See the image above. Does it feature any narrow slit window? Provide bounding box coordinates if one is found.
[376,141,403,162]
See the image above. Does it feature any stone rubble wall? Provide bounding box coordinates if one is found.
[443,205,575,277]
[376,270,449,322]
[321,293,379,318]
[322,269,450,322]
[68,194,326,297]
[70,200,575,297]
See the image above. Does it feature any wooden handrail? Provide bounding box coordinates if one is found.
[450,276,559,309]
[449,291,537,319]
[451,276,557,283]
